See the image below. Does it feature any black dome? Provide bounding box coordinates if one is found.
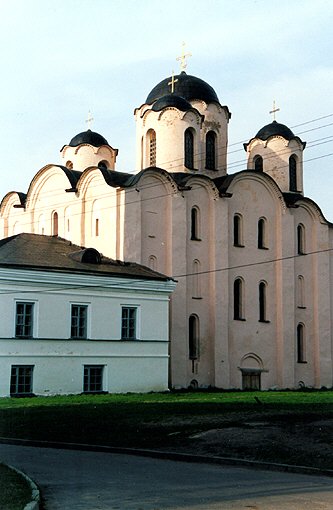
[255,121,295,141]
[146,72,220,105]
[151,94,193,112]
[69,129,109,147]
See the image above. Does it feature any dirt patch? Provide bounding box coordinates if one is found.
[159,416,333,470]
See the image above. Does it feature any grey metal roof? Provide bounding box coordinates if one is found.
[0,233,172,281]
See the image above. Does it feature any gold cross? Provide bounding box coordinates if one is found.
[85,110,94,129]
[269,100,280,121]
[168,70,178,93]
[176,41,192,71]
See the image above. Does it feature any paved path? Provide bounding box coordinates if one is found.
[1,444,333,509]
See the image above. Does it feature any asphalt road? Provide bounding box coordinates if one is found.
[1,444,333,509]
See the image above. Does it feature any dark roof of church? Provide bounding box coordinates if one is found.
[68,130,110,148]
[255,121,295,141]
[0,233,172,281]
[146,72,220,105]
[244,120,306,149]
[151,94,193,112]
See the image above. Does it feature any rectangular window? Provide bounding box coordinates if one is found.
[10,366,34,396]
[15,302,34,338]
[83,365,104,393]
[71,305,88,339]
[121,307,137,340]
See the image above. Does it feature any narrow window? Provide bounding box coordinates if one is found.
[148,255,157,271]
[189,314,199,359]
[83,365,104,393]
[52,211,58,236]
[234,278,244,320]
[192,259,201,298]
[191,207,200,240]
[254,155,263,172]
[184,128,194,169]
[258,218,267,249]
[95,218,99,237]
[297,275,305,308]
[297,224,305,254]
[233,214,243,246]
[121,307,137,340]
[259,281,267,322]
[206,131,216,170]
[148,129,156,166]
[15,302,34,338]
[71,304,88,339]
[289,155,297,192]
[10,366,34,396]
[297,323,306,362]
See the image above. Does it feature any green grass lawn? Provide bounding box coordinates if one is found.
[0,464,31,510]
[0,390,333,469]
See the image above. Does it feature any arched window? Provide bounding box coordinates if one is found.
[147,129,156,166]
[297,323,306,362]
[189,314,199,359]
[233,214,243,247]
[258,218,267,249]
[259,281,267,322]
[66,160,73,169]
[206,131,216,170]
[297,224,305,254]
[289,155,297,192]
[297,275,305,308]
[95,218,99,237]
[148,255,157,271]
[234,278,244,320]
[254,155,263,172]
[191,207,200,240]
[52,212,58,236]
[184,128,194,169]
[192,259,201,298]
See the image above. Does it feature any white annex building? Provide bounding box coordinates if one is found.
[0,233,175,397]
[1,65,333,391]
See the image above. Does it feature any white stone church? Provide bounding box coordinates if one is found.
[1,66,333,391]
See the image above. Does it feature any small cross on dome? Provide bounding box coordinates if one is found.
[176,41,192,72]
[269,101,280,121]
[85,110,94,129]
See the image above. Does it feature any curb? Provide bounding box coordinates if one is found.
[6,463,40,510]
[1,436,333,479]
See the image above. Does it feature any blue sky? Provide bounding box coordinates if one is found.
[1,0,333,217]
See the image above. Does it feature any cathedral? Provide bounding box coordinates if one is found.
[1,63,333,391]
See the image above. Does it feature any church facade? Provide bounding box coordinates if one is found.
[1,69,333,390]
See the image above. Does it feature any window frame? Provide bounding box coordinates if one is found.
[184,128,194,169]
[254,155,263,172]
[289,154,297,192]
[233,214,244,247]
[233,278,244,320]
[258,217,268,249]
[10,365,34,396]
[297,224,306,254]
[205,130,216,170]
[297,323,306,363]
[121,306,138,340]
[259,281,269,322]
[70,304,88,339]
[15,302,34,339]
[83,365,104,393]
[189,314,200,360]
[190,206,201,240]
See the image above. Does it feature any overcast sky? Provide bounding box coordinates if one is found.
[1,0,333,218]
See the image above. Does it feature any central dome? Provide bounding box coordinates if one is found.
[146,72,220,105]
